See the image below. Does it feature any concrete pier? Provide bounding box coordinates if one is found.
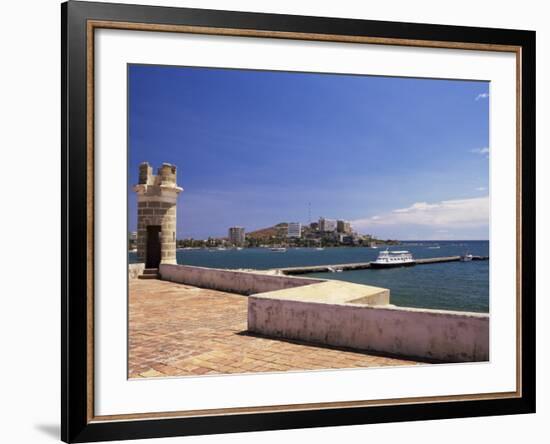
[277,255,489,275]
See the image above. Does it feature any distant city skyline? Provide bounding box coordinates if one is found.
[128,64,489,240]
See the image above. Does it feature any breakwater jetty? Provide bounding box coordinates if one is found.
[277,255,489,275]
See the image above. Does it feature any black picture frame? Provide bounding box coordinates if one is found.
[61,1,536,442]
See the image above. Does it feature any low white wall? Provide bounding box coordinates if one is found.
[159,264,324,295]
[248,297,489,362]
[159,263,488,362]
[128,263,145,279]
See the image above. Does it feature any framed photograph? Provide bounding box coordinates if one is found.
[62,1,535,442]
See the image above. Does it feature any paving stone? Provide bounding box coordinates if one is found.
[129,279,421,378]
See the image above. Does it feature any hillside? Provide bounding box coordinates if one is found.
[246,223,288,239]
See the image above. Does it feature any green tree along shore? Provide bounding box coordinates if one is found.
[175,222,400,249]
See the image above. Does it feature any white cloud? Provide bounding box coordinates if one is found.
[393,202,438,213]
[470,147,489,159]
[471,147,489,155]
[475,92,489,101]
[352,196,489,232]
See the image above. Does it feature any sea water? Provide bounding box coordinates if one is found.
[129,240,489,313]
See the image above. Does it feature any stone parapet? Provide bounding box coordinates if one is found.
[128,263,145,279]
[248,293,489,362]
[159,264,326,295]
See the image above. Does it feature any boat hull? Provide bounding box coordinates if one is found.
[370,261,416,269]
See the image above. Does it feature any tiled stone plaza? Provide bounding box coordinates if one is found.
[129,279,422,378]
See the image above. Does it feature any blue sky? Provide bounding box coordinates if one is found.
[128,64,489,240]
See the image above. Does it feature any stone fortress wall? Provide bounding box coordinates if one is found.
[159,264,488,362]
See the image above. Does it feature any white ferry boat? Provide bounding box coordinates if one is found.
[270,247,287,252]
[371,250,416,268]
[460,253,473,262]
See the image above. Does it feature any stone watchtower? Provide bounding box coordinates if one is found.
[133,162,183,269]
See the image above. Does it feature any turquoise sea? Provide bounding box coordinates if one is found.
[129,240,489,313]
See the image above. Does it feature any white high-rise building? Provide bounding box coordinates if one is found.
[337,220,352,234]
[319,217,337,232]
[287,222,302,238]
[228,227,245,245]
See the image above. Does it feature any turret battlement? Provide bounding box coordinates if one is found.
[158,163,177,185]
[138,162,180,188]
